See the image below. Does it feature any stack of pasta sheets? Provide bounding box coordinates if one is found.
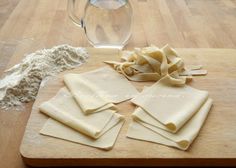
[39,67,138,150]
[127,75,213,150]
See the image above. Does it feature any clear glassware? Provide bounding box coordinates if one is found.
[68,0,133,49]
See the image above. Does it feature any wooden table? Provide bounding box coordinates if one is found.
[1,0,236,167]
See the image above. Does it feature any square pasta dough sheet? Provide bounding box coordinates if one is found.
[39,87,119,139]
[40,113,125,150]
[131,76,209,132]
[127,98,213,150]
[64,66,138,114]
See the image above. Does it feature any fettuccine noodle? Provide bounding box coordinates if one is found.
[105,44,207,85]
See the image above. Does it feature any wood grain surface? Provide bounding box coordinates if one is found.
[20,48,236,167]
[1,0,236,167]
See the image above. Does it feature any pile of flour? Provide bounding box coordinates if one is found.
[0,44,88,109]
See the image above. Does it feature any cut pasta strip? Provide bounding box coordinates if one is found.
[105,44,207,84]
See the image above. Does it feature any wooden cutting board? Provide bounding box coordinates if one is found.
[20,48,236,166]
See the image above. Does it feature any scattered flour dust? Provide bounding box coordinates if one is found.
[0,44,89,110]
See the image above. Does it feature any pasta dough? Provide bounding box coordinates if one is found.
[132,107,170,132]
[64,74,115,114]
[127,98,213,150]
[131,76,209,132]
[105,44,207,84]
[64,66,138,114]
[39,88,120,139]
[40,113,124,150]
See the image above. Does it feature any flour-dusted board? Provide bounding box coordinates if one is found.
[20,48,236,166]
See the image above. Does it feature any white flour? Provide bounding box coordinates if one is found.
[0,44,88,109]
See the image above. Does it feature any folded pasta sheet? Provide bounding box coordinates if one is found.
[39,88,122,139]
[127,98,213,150]
[131,76,209,132]
[64,66,138,114]
[40,113,124,150]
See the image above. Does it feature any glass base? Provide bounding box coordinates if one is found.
[92,44,124,50]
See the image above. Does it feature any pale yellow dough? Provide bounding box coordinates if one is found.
[40,113,124,150]
[105,44,207,84]
[131,76,209,132]
[132,107,170,132]
[127,98,213,150]
[39,88,122,139]
[64,66,138,114]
